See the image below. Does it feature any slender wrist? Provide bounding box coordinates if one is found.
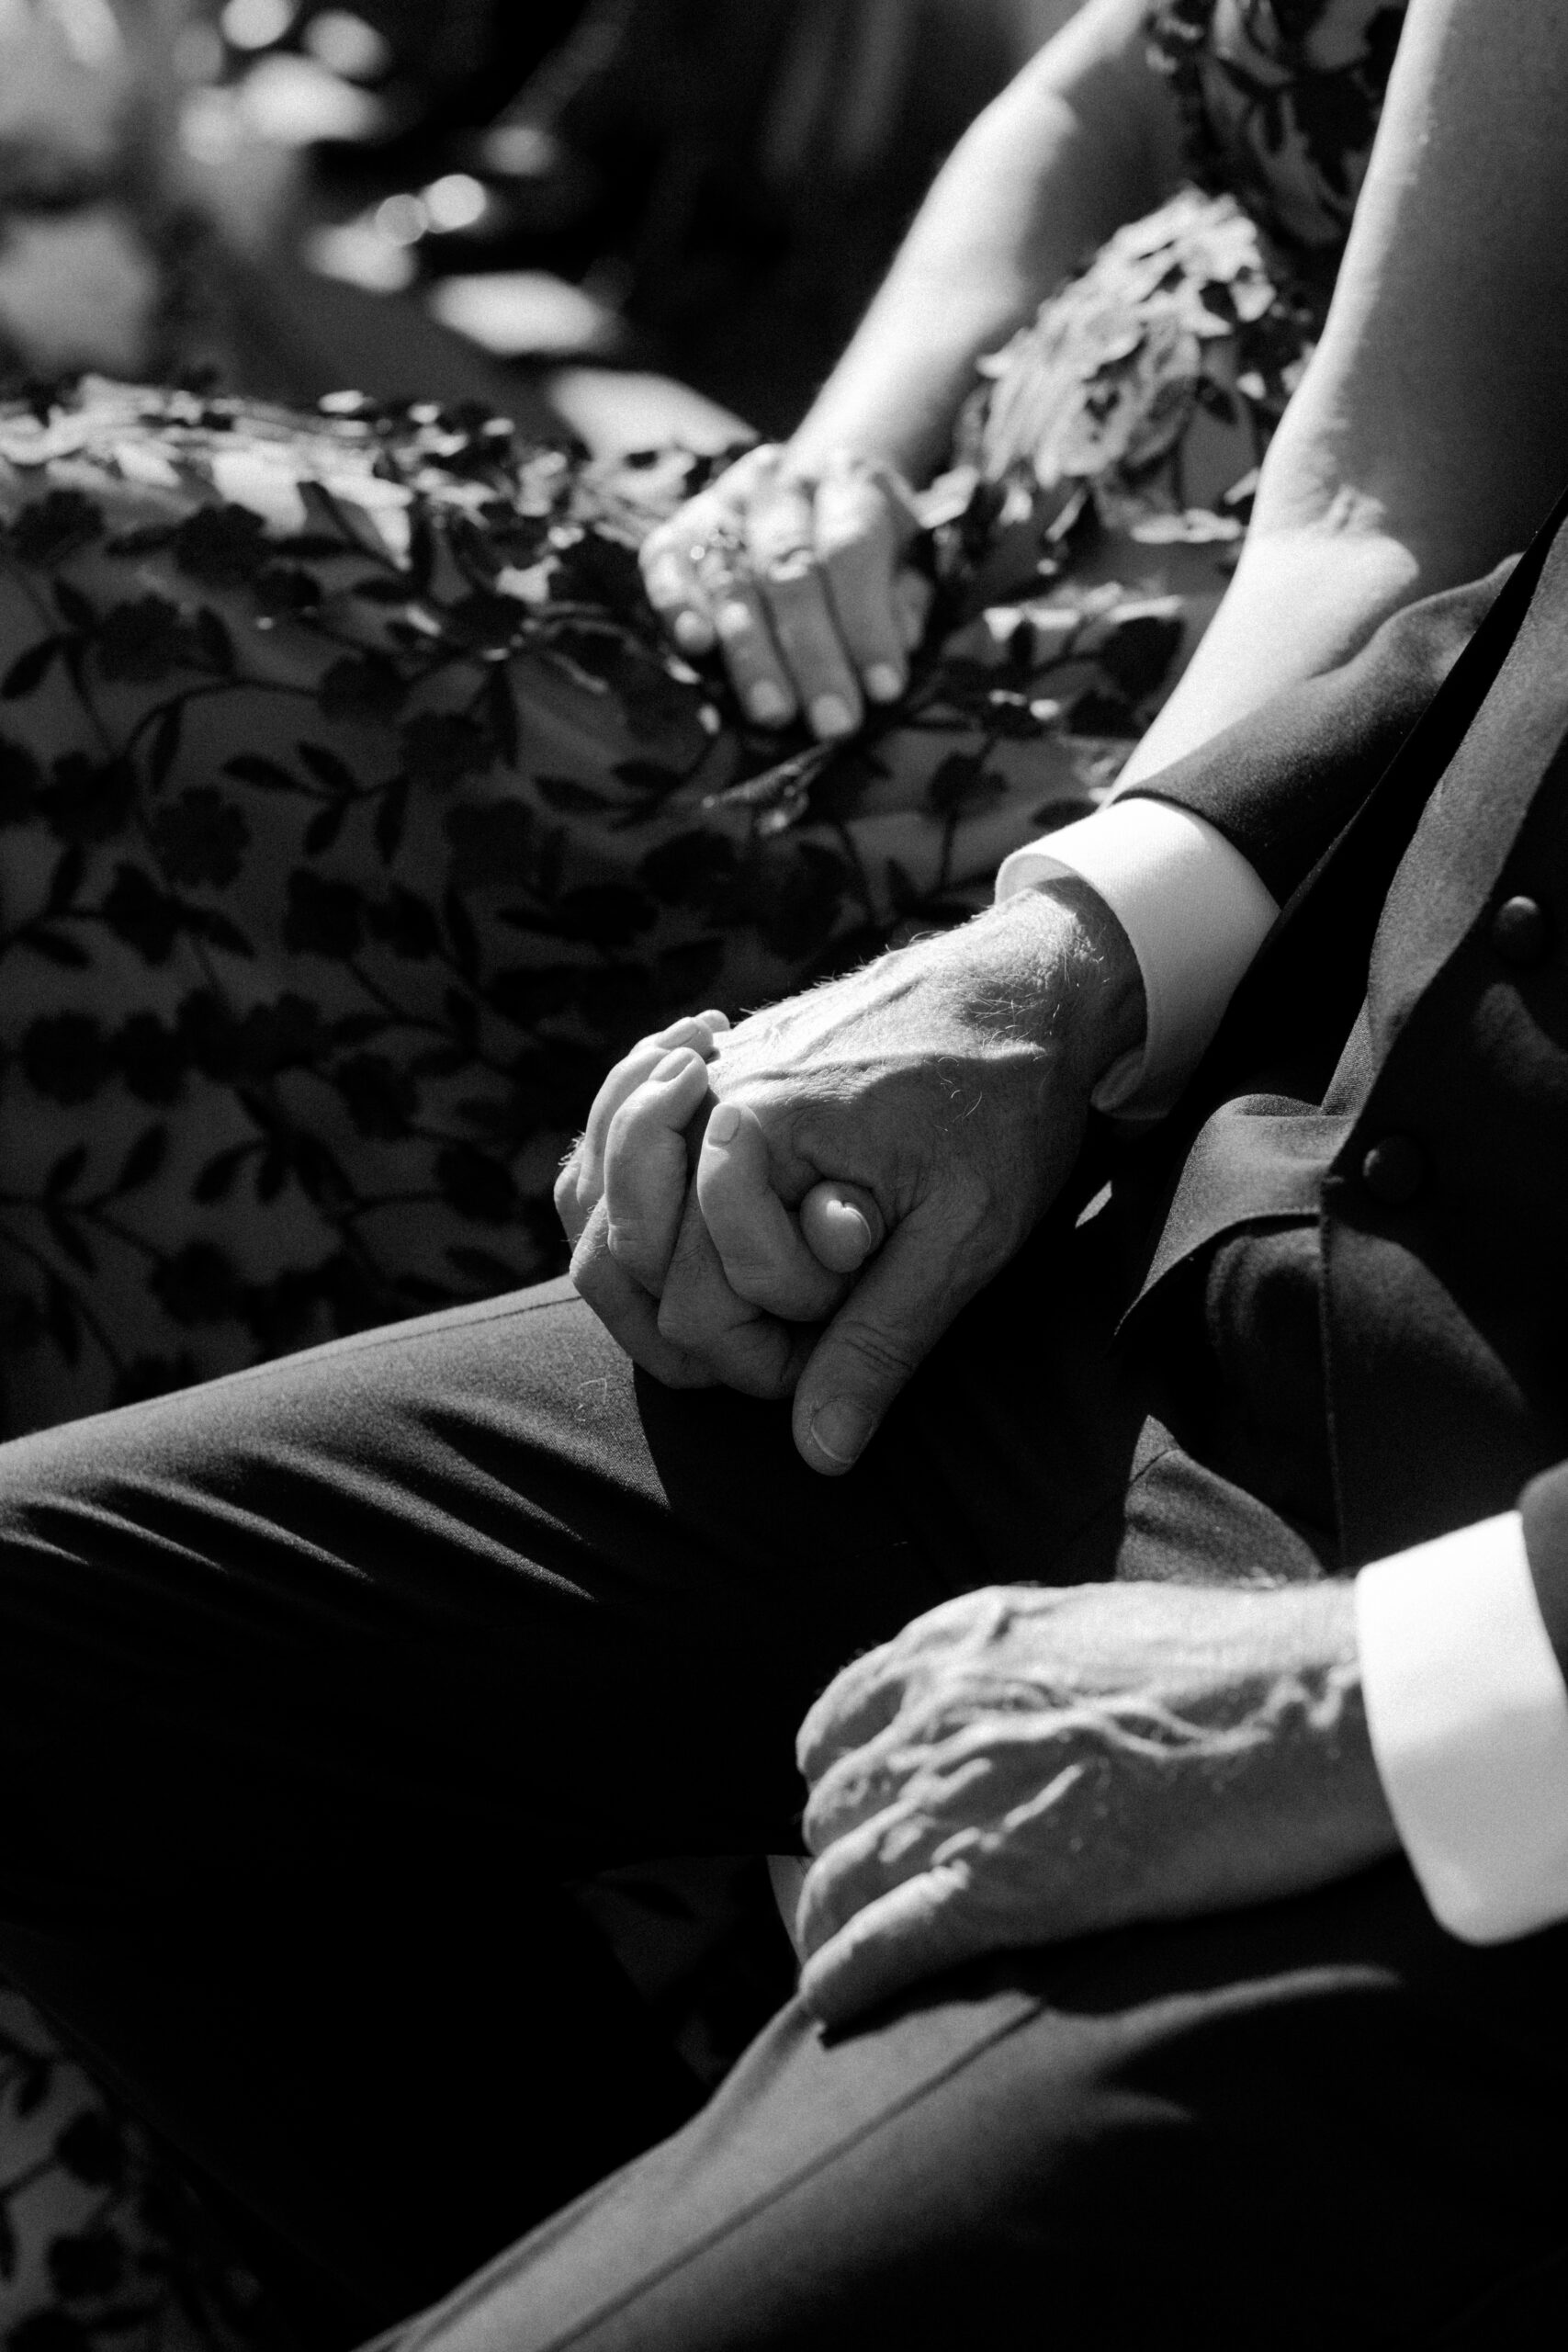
[784,374,964,489]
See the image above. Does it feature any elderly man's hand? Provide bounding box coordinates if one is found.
[791,1578,1400,2028]
[556,879,1145,1468]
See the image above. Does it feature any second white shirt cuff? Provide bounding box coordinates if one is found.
[994,799,1279,1119]
[1357,1514,1568,1943]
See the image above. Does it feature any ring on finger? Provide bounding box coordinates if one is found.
[686,518,748,575]
[760,541,818,587]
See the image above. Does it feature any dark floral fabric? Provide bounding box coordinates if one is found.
[1148,0,1408,277]
[0,1987,285,2352]
[0,377,1146,1440]
[961,1,1410,551]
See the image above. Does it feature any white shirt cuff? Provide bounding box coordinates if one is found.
[1357,1513,1568,1942]
[994,800,1278,1119]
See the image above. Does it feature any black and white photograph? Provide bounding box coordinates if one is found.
[0,5,1564,2346]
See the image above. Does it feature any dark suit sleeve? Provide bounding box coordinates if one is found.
[1116,565,1515,904]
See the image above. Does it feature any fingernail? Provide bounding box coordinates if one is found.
[810,694,855,739]
[747,680,792,724]
[653,1047,696,1080]
[707,1101,741,1145]
[673,610,712,651]
[809,1400,874,1467]
[716,601,754,643]
[864,662,903,704]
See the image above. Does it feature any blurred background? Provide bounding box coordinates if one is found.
[0,1,1085,443]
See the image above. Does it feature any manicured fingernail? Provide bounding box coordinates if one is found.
[810,694,854,739]
[673,610,712,651]
[864,662,903,704]
[748,680,792,723]
[809,1400,874,1467]
[706,1101,741,1145]
[716,601,754,643]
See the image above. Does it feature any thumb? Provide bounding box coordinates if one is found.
[790,1206,985,1475]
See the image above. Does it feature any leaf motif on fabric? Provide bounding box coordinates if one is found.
[151,787,251,888]
[7,488,105,566]
[94,596,190,684]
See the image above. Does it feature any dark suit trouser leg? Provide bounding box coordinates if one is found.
[385,1878,1568,2352]
[0,1209,1148,2336]
[1,1215,1563,2348]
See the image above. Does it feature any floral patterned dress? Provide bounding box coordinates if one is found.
[0,6,1404,2351]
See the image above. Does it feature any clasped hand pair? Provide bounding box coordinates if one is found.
[557,893,1392,2024]
[555,883,1128,1473]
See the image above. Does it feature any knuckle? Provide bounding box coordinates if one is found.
[837,1322,921,1385]
[714,597,761,646]
[655,1289,705,1351]
[818,510,882,571]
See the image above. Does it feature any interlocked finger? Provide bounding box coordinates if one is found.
[558,1014,728,1246]
[695,1101,851,1321]
[604,1046,714,1293]
[655,1190,818,1398]
[799,1178,884,1273]
[568,1198,719,1391]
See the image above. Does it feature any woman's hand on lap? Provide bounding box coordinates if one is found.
[639,444,930,740]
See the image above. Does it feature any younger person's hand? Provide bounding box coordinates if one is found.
[639,443,931,741]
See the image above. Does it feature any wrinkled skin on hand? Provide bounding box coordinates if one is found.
[555,879,1145,1471]
[637,441,930,740]
[792,1578,1399,2027]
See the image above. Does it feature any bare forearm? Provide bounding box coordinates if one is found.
[1122,0,1568,785]
[789,0,1179,482]
[1118,514,1426,783]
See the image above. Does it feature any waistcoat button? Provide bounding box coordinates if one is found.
[1360,1134,1425,1205]
[1491,894,1551,967]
